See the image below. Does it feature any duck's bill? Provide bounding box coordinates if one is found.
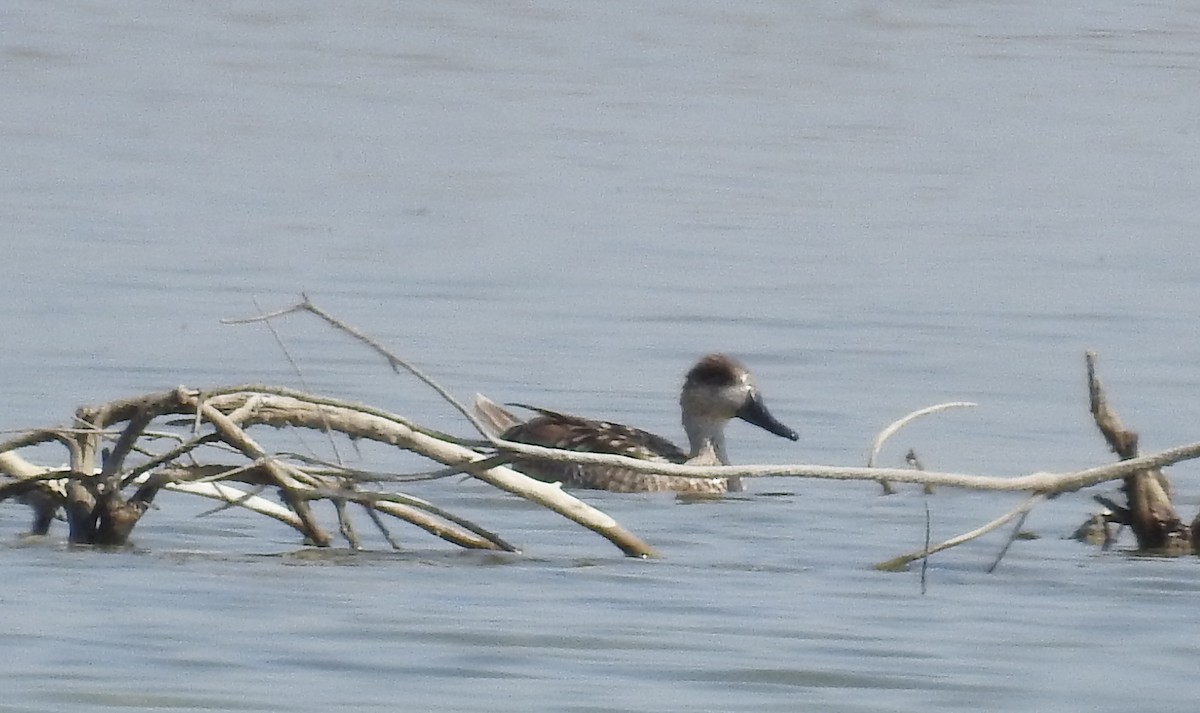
[736,392,799,441]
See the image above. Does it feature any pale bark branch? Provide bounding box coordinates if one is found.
[868,401,975,495]
[486,435,1200,496]
[867,401,977,468]
[0,386,653,557]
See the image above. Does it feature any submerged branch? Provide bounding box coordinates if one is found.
[875,494,1046,571]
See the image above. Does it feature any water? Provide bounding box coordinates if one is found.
[3,1,1200,710]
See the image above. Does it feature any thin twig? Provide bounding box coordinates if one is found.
[224,297,496,440]
[334,497,361,549]
[193,484,270,519]
[907,449,935,495]
[987,507,1033,573]
[920,498,930,595]
[249,295,345,467]
[275,451,512,483]
[155,479,303,529]
[876,494,1046,571]
[120,432,222,488]
[362,505,402,550]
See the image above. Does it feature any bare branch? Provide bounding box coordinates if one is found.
[334,497,361,549]
[484,434,1200,496]
[876,494,1046,571]
[248,296,345,467]
[868,401,977,467]
[183,390,331,546]
[987,507,1034,574]
[224,297,497,440]
[1086,351,1188,552]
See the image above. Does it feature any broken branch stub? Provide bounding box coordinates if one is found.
[1085,352,1190,553]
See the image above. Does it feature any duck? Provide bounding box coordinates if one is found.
[473,353,798,494]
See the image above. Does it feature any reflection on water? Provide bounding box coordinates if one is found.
[3,0,1200,711]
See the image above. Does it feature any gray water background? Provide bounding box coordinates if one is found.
[3,1,1200,711]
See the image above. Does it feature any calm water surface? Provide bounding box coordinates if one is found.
[3,1,1200,711]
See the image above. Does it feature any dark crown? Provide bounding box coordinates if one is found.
[684,353,745,389]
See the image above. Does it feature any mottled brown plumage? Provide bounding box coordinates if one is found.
[473,354,798,494]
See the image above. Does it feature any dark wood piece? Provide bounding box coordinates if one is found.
[1086,352,1191,553]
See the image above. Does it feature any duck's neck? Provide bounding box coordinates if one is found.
[684,420,729,465]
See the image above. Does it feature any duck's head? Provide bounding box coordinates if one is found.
[679,354,798,459]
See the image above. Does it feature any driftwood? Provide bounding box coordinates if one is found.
[0,386,655,556]
[0,298,660,557]
[1084,351,1191,553]
[3,297,1197,567]
[877,352,1200,569]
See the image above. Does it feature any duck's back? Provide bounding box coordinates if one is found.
[498,406,734,494]
[506,405,688,462]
